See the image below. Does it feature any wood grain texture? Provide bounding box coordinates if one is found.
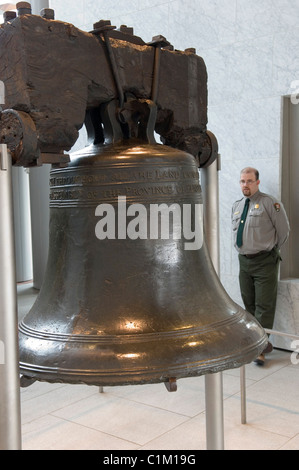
[0,14,208,162]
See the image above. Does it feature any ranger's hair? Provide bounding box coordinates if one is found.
[240,167,259,181]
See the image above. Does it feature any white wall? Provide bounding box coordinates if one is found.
[49,0,299,306]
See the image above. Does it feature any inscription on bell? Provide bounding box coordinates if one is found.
[49,164,201,206]
[49,167,199,187]
[50,183,201,204]
[50,174,109,186]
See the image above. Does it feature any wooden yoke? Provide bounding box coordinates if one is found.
[0,10,217,167]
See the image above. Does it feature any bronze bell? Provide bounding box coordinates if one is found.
[18,99,267,387]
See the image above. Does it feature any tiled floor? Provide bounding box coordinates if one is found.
[17,283,299,450]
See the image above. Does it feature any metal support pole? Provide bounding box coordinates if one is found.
[201,155,224,450]
[0,144,22,450]
[239,329,299,425]
[28,0,51,291]
[240,366,246,424]
[201,158,221,267]
[264,328,299,341]
[205,373,224,450]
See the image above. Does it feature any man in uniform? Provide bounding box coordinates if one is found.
[232,167,290,365]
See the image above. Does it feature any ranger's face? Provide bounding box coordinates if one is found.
[239,172,260,197]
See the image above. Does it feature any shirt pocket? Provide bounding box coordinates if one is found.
[248,209,265,227]
[232,213,241,232]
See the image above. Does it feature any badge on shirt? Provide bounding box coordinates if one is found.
[255,204,259,209]
[274,203,281,212]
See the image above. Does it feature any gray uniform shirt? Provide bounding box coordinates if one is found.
[232,190,290,255]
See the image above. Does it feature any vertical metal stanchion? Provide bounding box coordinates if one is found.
[0,143,22,450]
[28,0,51,291]
[201,155,224,450]
[204,372,224,450]
[240,366,247,424]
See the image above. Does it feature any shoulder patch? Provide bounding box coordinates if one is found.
[274,203,281,212]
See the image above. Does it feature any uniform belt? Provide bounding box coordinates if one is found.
[242,250,269,259]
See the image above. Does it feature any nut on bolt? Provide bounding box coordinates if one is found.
[92,19,116,34]
[40,8,55,20]
[148,34,171,48]
[185,47,196,54]
[16,2,32,16]
[3,11,17,22]
[119,25,134,35]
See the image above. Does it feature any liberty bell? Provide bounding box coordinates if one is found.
[0,12,267,388]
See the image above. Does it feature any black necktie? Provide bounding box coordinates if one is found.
[236,198,250,247]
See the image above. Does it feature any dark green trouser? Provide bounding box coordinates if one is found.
[238,249,281,330]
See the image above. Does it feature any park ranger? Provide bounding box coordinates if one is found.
[232,167,290,365]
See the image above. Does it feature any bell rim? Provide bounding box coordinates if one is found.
[19,335,267,387]
[19,318,267,386]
